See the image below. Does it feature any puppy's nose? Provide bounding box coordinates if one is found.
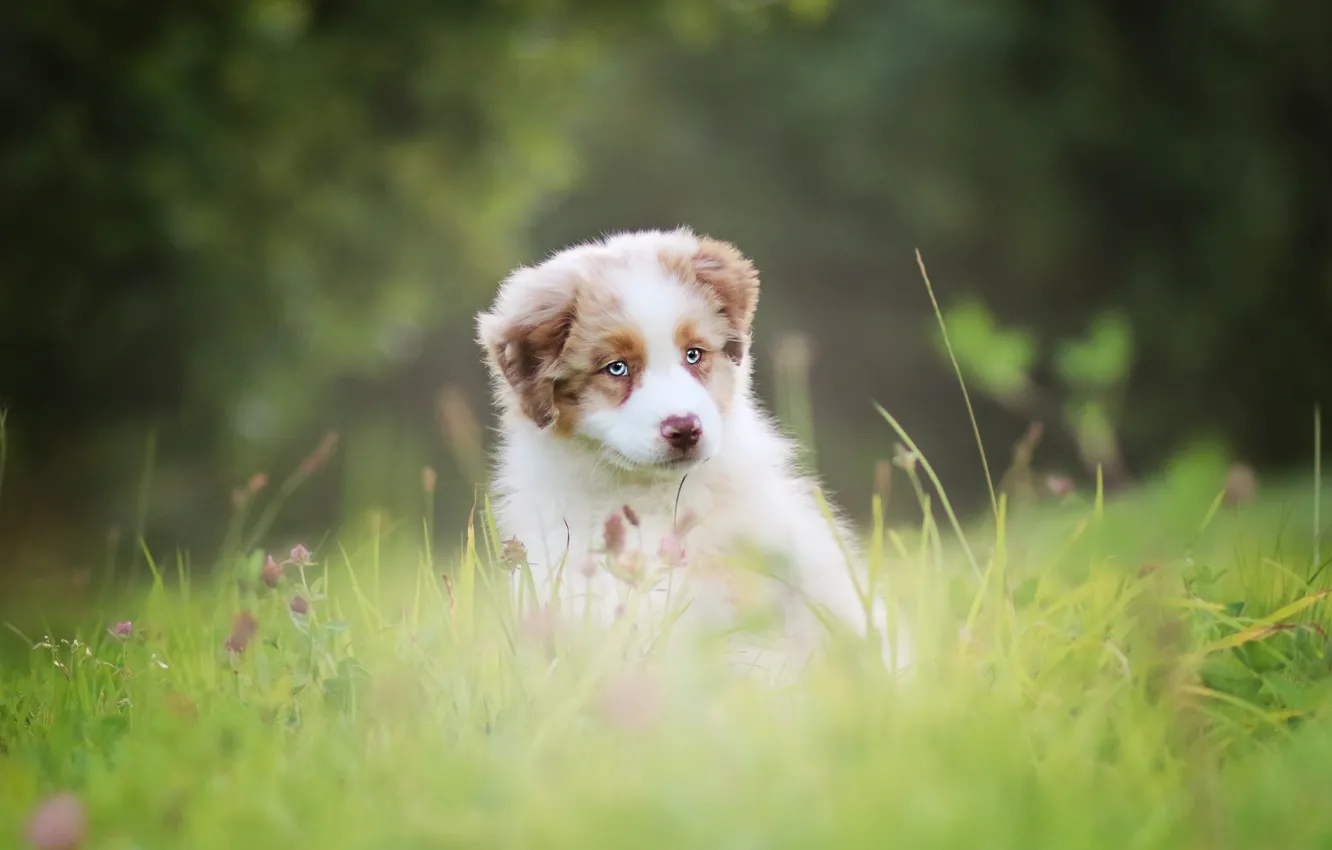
[661,414,703,450]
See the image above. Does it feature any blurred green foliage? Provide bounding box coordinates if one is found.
[2,0,1331,565]
[536,0,1332,513]
[938,299,1037,402]
[1055,313,1132,394]
[941,299,1133,487]
[0,0,820,557]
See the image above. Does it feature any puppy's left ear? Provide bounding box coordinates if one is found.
[476,268,578,429]
[693,237,760,364]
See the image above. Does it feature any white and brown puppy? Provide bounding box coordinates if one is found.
[476,227,907,675]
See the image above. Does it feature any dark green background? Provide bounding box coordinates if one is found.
[2,0,1329,577]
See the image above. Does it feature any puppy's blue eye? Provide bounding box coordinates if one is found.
[605,361,629,377]
[684,348,703,365]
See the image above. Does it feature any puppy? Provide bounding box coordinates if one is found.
[476,227,907,676]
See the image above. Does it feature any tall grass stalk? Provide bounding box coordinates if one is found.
[916,249,999,523]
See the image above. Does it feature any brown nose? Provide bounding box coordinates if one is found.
[660,414,702,450]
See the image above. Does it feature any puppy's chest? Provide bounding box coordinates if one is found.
[589,501,728,565]
[582,503,778,616]
[502,478,800,634]
[498,464,776,574]
[548,487,738,569]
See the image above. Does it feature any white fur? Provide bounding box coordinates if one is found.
[478,228,911,679]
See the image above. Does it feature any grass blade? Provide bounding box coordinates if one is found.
[916,249,998,524]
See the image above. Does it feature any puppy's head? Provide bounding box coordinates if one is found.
[476,227,760,471]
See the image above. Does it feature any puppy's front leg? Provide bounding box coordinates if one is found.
[787,518,913,674]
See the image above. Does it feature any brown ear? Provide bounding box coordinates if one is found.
[476,279,578,429]
[693,237,760,363]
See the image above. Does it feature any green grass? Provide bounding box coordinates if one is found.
[4,443,1332,849]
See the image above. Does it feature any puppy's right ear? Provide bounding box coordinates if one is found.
[476,267,578,429]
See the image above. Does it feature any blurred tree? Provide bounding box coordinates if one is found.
[533,0,1332,519]
[0,0,819,562]
[4,0,1331,564]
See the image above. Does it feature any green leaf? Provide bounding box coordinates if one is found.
[1055,312,1133,389]
[938,299,1035,398]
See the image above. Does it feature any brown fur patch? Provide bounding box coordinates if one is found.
[553,325,647,436]
[480,271,643,433]
[674,320,712,381]
[661,236,761,364]
[488,302,576,429]
[674,319,703,350]
[550,377,583,437]
[674,318,737,413]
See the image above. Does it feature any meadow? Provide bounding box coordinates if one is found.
[5,1,1329,844]
[3,412,1332,850]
